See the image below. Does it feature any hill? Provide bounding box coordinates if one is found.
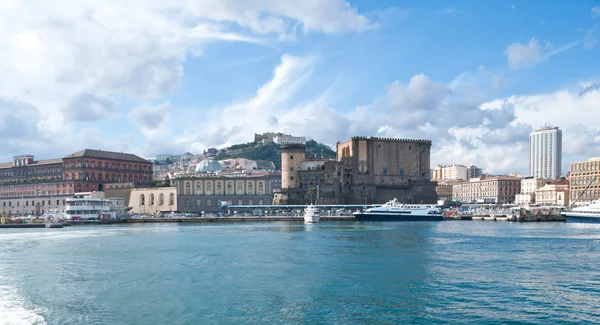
[217,139,336,170]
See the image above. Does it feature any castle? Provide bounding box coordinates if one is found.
[273,136,437,205]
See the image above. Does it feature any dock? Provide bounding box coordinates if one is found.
[124,216,357,223]
[0,223,65,229]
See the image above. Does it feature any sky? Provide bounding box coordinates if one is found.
[1,0,600,176]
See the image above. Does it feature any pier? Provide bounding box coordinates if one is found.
[124,216,356,223]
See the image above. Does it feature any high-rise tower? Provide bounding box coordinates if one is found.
[529,125,562,179]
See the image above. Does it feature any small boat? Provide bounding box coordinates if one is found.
[303,205,320,224]
[353,198,443,221]
[561,200,600,223]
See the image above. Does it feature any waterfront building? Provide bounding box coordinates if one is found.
[514,177,552,204]
[452,176,521,204]
[0,150,152,216]
[172,172,280,213]
[536,180,569,206]
[529,125,562,179]
[569,157,600,206]
[129,187,178,214]
[435,180,460,201]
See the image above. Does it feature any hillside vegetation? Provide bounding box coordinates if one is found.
[217,139,336,170]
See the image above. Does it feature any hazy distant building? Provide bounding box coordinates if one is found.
[530,125,562,179]
[467,165,483,179]
[432,165,467,180]
[452,176,521,204]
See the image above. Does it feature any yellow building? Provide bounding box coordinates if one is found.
[129,187,177,214]
[536,180,569,206]
[173,173,279,213]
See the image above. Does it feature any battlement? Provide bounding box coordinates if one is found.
[350,136,432,144]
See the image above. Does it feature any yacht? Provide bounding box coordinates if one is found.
[303,205,320,224]
[353,198,443,221]
[65,195,117,222]
[561,200,600,223]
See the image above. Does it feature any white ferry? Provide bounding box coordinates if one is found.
[303,205,320,224]
[561,200,600,223]
[353,198,443,221]
[65,195,117,221]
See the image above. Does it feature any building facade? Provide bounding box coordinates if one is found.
[530,125,562,179]
[435,180,460,201]
[129,187,178,214]
[569,157,600,206]
[452,176,521,204]
[432,165,468,181]
[0,150,152,216]
[467,165,483,179]
[173,173,278,213]
[335,136,436,204]
[536,180,569,206]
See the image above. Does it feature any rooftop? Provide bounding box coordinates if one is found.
[64,149,150,163]
[0,158,63,169]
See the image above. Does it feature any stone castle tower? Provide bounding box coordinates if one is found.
[280,143,306,189]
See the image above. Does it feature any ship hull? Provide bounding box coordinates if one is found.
[561,212,600,223]
[353,212,443,222]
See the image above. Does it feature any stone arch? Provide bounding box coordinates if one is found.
[140,194,145,206]
[159,193,165,206]
[150,194,155,205]
[169,193,175,205]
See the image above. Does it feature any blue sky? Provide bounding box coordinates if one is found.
[1,0,599,175]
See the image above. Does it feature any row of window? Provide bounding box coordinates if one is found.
[139,193,175,206]
[67,172,149,183]
[66,160,150,172]
[183,182,265,195]
[3,199,63,207]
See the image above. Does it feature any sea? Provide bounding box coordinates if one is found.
[1,221,599,325]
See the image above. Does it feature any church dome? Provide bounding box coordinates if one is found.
[195,159,223,173]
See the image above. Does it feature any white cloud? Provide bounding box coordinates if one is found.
[0,0,370,161]
[592,6,600,19]
[168,55,600,176]
[504,37,579,70]
[128,102,173,139]
[585,24,599,49]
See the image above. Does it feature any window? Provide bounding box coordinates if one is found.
[238,199,243,205]
[207,199,212,207]
[249,199,253,205]
[169,193,175,205]
[196,200,201,207]
[290,167,294,171]
[159,193,164,205]
[150,194,155,205]
[227,183,232,195]
[185,182,191,195]
[291,155,294,160]
[140,194,145,205]
[237,183,243,195]
[217,182,222,195]
[206,183,212,195]
[196,183,202,195]
[98,162,102,168]
[259,199,264,205]
[248,182,253,195]
[258,182,264,194]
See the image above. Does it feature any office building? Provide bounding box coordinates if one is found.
[529,125,562,179]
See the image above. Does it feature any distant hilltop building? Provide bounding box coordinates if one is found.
[273,136,437,205]
[530,124,562,179]
[273,135,306,146]
[155,154,173,162]
[254,132,288,144]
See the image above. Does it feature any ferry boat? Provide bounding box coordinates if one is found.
[65,195,117,221]
[353,198,443,221]
[561,200,600,223]
[303,205,320,224]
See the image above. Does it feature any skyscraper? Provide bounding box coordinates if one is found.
[529,125,562,179]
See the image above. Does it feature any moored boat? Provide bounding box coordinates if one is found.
[303,205,320,224]
[561,200,600,223]
[353,198,443,221]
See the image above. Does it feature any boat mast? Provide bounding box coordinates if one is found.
[571,176,597,207]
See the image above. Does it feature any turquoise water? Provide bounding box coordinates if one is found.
[1,221,600,325]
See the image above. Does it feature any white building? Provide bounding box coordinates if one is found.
[530,125,562,179]
[514,178,550,204]
[274,135,306,146]
[433,165,468,180]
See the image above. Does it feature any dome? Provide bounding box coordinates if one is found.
[195,159,223,173]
